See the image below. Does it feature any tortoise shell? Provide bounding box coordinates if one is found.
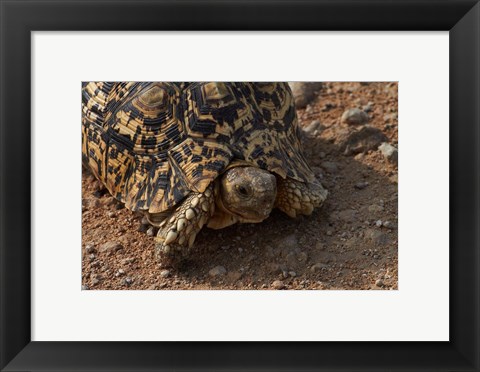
[82,82,314,214]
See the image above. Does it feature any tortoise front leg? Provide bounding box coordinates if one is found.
[275,178,328,218]
[151,184,216,259]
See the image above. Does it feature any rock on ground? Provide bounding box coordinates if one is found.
[209,266,227,277]
[378,142,398,165]
[341,108,370,125]
[272,280,286,290]
[342,126,389,156]
[289,82,322,108]
[99,241,123,255]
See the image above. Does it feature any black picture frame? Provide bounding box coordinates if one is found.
[1,1,479,371]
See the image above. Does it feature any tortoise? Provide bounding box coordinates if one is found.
[82,82,327,259]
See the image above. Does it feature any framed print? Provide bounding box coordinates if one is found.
[33,33,442,343]
[1,0,479,371]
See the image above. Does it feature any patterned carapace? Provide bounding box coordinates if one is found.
[82,82,314,214]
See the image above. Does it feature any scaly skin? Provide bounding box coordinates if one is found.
[275,178,328,218]
[153,184,216,259]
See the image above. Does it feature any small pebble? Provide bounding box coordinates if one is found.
[289,82,322,108]
[123,277,134,286]
[146,227,156,237]
[289,271,297,277]
[375,220,383,227]
[375,279,384,287]
[333,209,357,223]
[81,285,89,290]
[85,244,96,254]
[227,271,243,282]
[209,266,227,277]
[343,126,388,156]
[354,153,365,161]
[383,112,397,123]
[320,161,339,174]
[354,181,369,190]
[99,241,123,255]
[272,280,285,290]
[363,103,373,112]
[383,221,395,229]
[303,120,322,135]
[311,263,328,272]
[160,269,171,278]
[107,211,116,218]
[378,142,398,165]
[341,108,369,125]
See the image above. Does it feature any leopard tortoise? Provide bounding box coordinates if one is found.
[82,82,328,259]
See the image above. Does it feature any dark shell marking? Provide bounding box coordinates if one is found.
[82,82,315,214]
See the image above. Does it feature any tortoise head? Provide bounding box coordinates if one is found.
[218,166,277,223]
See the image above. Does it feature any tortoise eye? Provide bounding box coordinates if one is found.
[138,86,167,107]
[235,184,252,198]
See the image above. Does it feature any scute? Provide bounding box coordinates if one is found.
[168,137,233,193]
[82,82,316,214]
[138,85,167,108]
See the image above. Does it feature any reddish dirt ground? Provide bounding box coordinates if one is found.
[82,82,398,290]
